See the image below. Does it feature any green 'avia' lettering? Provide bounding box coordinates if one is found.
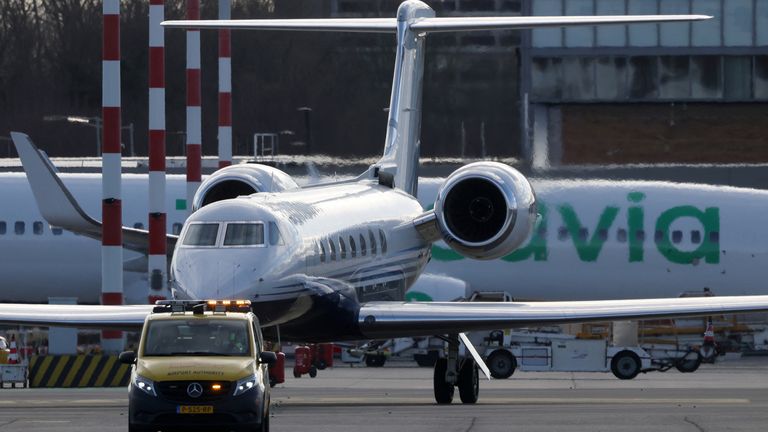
[560,204,619,262]
[655,206,720,264]
[429,191,721,266]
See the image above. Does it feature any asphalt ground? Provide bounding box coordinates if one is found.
[1,357,768,432]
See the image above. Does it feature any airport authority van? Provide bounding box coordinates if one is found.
[119,300,276,432]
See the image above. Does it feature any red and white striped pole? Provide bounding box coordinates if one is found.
[186,0,202,213]
[102,0,124,353]
[218,0,232,168]
[148,0,167,302]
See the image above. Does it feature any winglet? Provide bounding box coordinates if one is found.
[10,132,101,236]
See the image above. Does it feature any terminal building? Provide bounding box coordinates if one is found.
[328,0,768,165]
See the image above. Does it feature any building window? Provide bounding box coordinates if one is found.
[14,221,24,235]
[33,221,44,235]
[724,0,753,47]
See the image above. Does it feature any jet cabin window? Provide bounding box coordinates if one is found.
[0,222,5,235]
[224,223,265,246]
[182,223,219,247]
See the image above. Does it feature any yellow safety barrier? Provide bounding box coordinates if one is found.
[28,355,131,388]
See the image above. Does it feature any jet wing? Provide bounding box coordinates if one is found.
[0,303,153,330]
[10,132,178,255]
[356,296,768,339]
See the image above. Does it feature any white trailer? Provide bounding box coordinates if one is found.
[480,331,703,380]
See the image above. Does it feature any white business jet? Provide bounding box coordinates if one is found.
[3,1,766,405]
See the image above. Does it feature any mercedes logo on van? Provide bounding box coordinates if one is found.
[187,382,203,398]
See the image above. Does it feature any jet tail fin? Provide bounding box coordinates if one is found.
[10,132,177,255]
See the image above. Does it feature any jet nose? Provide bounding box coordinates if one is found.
[171,248,269,300]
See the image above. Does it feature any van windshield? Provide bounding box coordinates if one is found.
[143,319,251,357]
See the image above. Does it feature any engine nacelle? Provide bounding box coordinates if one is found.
[192,164,299,212]
[433,162,536,260]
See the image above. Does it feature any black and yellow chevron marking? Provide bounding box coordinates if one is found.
[28,355,130,388]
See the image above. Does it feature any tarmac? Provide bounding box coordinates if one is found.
[1,357,768,431]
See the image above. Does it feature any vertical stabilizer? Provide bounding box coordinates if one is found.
[375,0,433,197]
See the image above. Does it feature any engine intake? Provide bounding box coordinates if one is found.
[192,164,299,212]
[433,162,536,260]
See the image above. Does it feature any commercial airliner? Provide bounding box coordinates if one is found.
[3,1,766,404]
[3,173,767,304]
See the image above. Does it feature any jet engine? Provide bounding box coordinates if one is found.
[432,162,536,260]
[192,164,299,211]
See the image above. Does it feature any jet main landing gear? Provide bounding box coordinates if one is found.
[432,334,480,404]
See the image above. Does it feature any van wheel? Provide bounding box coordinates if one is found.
[611,351,641,380]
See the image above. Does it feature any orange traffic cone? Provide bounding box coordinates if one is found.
[8,335,18,364]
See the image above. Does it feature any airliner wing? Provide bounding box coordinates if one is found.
[0,303,152,330]
[356,296,768,338]
[10,132,178,255]
[163,15,709,33]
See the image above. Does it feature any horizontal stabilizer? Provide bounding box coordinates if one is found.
[163,15,709,33]
[10,132,178,255]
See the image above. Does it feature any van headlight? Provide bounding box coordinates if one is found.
[233,374,258,396]
[133,374,157,397]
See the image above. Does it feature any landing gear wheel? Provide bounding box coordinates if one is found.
[487,349,516,379]
[433,357,454,404]
[308,365,318,378]
[611,350,641,380]
[675,351,702,373]
[458,359,479,404]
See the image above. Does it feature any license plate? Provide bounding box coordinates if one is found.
[177,405,214,414]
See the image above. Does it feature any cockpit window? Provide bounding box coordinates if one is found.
[269,221,284,246]
[224,223,265,246]
[182,223,219,246]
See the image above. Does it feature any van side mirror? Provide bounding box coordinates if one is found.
[259,351,277,366]
[119,351,137,365]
